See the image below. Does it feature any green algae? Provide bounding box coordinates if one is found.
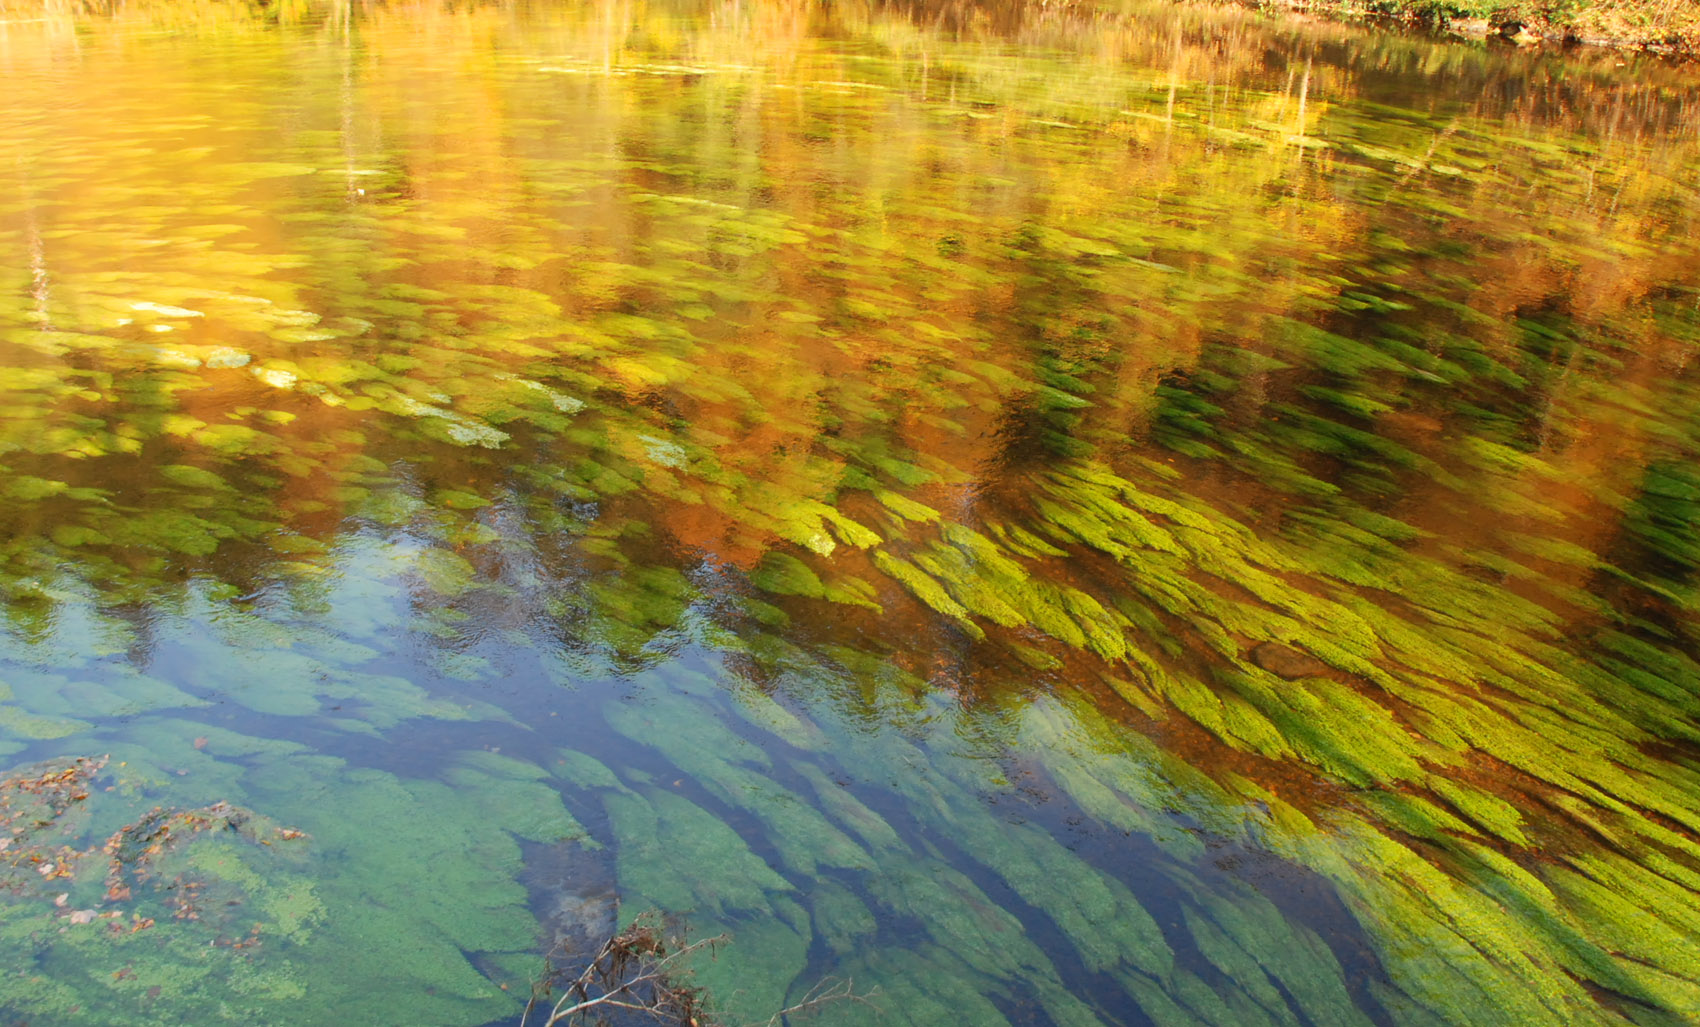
[0,741,581,1027]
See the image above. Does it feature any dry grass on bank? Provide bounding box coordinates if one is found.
[1562,0,1700,49]
[1249,0,1699,51]
[0,0,1694,54]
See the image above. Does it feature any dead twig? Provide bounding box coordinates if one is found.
[754,975,877,1027]
[523,911,873,1027]
[524,912,722,1027]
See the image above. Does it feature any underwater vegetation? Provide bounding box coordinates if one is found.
[0,0,1698,1025]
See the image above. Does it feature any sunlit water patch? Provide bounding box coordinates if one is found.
[1,1,1699,1024]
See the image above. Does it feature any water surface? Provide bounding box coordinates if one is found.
[1,2,1699,1025]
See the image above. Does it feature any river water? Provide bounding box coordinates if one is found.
[0,2,1698,1025]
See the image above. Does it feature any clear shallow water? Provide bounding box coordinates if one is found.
[0,2,1699,1024]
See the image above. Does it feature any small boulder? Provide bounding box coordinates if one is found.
[1248,641,1332,680]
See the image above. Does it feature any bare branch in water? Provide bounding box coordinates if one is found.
[522,911,873,1027]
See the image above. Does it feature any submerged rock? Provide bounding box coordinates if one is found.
[1248,641,1332,680]
[0,756,106,895]
[0,751,316,962]
[519,839,619,966]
